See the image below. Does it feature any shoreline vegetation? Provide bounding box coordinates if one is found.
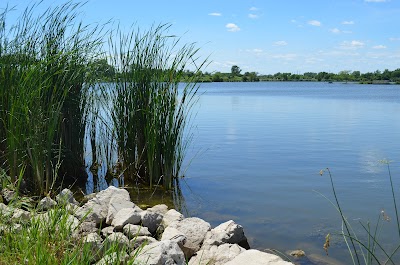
[179,65,400,84]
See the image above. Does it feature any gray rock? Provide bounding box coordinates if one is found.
[203,220,249,248]
[37,197,57,211]
[83,233,103,262]
[141,210,163,234]
[104,232,130,250]
[133,240,185,265]
[167,217,211,259]
[289,249,306,257]
[148,204,169,215]
[96,252,128,265]
[188,243,245,265]
[130,236,158,250]
[123,224,152,239]
[101,226,115,237]
[161,227,187,248]
[56,188,79,205]
[1,188,16,203]
[75,186,130,224]
[65,203,80,215]
[111,208,142,229]
[225,249,294,265]
[73,221,98,239]
[106,196,136,225]
[162,209,184,228]
[0,203,13,216]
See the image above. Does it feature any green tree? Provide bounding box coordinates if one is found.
[231,65,241,76]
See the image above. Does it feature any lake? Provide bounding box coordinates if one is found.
[179,82,400,264]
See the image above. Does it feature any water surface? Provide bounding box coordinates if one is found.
[181,82,400,264]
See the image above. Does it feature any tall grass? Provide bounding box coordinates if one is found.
[95,24,205,189]
[0,2,102,195]
[319,163,400,265]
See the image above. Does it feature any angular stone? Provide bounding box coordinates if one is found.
[37,197,57,211]
[141,210,163,234]
[111,208,142,229]
[130,236,158,250]
[104,232,130,250]
[75,186,130,225]
[73,221,98,239]
[188,243,245,265]
[96,252,128,265]
[203,220,249,249]
[225,249,294,265]
[161,227,187,249]
[148,204,169,215]
[101,226,115,237]
[106,197,135,225]
[56,188,79,205]
[167,217,211,259]
[0,203,13,217]
[12,206,31,222]
[133,240,185,265]
[162,209,184,228]
[83,233,103,262]
[1,188,16,203]
[123,224,152,239]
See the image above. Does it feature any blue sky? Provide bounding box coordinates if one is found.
[2,0,400,74]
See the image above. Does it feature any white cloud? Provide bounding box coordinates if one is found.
[248,14,259,19]
[340,40,365,50]
[252,49,263,53]
[365,0,389,2]
[330,28,341,34]
[249,7,259,11]
[274,41,288,46]
[226,23,240,32]
[389,37,400,41]
[308,20,321,27]
[209,12,222,16]
[372,45,387,49]
[342,21,355,25]
[271,53,297,60]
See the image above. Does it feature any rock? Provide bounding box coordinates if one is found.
[203,220,249,249]
[189,243,245,265]
[289,249,306,257]
[148,204,169,215]
[133,240,185,265]
[166,217,211,259]
[104,232,130,250]
[56,188,79,205]
[130,236,158,250]
[111,208,142,229]
[123,224,152,239]
[66,214,80,231]
[66,203,80,215]
[83,233,103,262]
[161,227,187,248]
[106,196,136,225]
[37,197,57,211]
[96,252,128,265]
[225,249,293,265]
[0,203,13,216]
[101,226,115,237]
[73,221,98,239]
[162,209,184,228]
[141,210,163,234]
[1,188,16,203]
[75,186,130,225]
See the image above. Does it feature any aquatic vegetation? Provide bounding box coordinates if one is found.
[319,163,400,265]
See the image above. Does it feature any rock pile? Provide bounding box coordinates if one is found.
[0,186,293,265]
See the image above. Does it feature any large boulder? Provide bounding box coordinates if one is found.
[162,209,184,228]
[111,208,142,229]
[133,240,185,265]
[105,196,136,225]
[161,227,187,249]
[203,220,249,249]
[225,249,294,265]
[165,217,211,259]
[141,210,163,234]
[188,243,245,265]
[75,186,130,225]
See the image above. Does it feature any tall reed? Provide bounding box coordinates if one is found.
[0,2,102,195]
[97,24,205,189]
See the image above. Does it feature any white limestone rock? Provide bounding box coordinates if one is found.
[203,220,248,247]
[130,236,158,250]
[105,196,136,225]
[188,243,245,265]
[56,188,79,205]
[162,209,184,228]
[225,249,294,265]
[141,210,163,234]
[123,224,152,239]
[37,197,57,211]
[104,232,130,250]
[111,208,142,229]
[133,240,185,265]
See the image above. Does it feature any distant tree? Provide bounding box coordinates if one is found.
[212,72,224,82]
[231,65,241,76]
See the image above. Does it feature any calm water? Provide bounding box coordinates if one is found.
[180,82,400,264]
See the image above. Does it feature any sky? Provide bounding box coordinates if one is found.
[2,0,400,74]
